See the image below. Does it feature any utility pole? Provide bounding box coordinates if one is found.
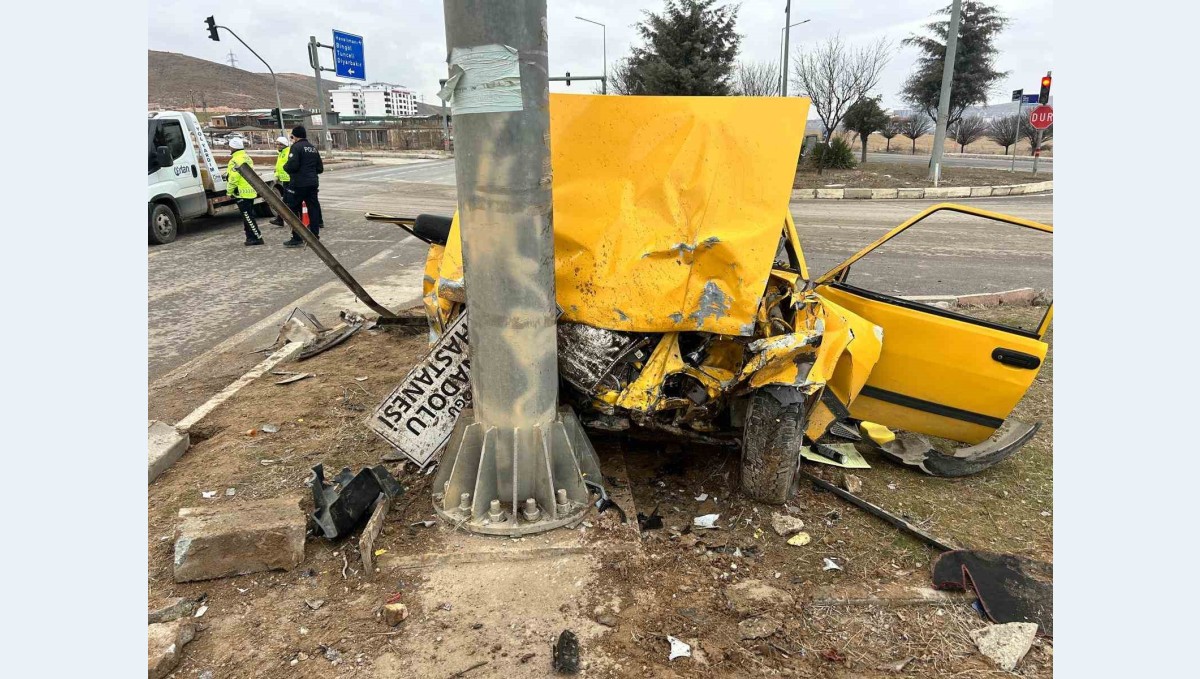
[434,0,600,537]
[308,36,333,153]
[782,1,791,96]
[927,0,963,181]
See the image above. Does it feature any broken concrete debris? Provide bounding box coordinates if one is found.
[173,496,306,583]
[309,464,404,539]
[725,580,795,616]
[148,596,204,624]
[148,619,197,679]
[786,532,812,547]
[381,603,409,626]
[841,473,863,494]
[969,622,1038,671]
[770,512,805,536]
[552,629,581,674]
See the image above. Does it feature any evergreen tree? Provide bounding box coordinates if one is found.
[901,2,1009,127]
[842,97,891,163]
[619,0,741,96]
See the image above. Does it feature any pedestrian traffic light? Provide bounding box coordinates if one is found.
[205,16,220,41]
[565,71,571,86]
[1038,75,1052,104]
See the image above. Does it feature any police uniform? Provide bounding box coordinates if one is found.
[283,125,324,247]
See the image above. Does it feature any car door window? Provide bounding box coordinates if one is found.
[158,121,188,161]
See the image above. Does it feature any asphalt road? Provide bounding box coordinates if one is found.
[149,161,1051,411]
[867,151,1052,172]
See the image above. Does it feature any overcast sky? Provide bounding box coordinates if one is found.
[150,0,1051,111]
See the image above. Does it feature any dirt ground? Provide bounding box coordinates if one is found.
[794,163,1049,191]
[149,305,1052,678]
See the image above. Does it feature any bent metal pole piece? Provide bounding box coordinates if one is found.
[431,0,602,537]
[236,169,397,319]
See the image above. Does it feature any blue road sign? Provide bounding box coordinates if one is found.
[333,30,365,81]
[1022,94,1039,104]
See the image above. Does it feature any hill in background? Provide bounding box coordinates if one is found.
[148,50,447,116]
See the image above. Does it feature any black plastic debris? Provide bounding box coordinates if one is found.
[552,629,581,674]
[584,479,627,524]
[309,464,404,539]
[933,550,1053,636]
[636,505,664,531]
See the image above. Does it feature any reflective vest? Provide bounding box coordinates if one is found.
[227,150,258,200]
[275,146,291,182]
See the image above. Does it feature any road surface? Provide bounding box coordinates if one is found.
[867,151,1052,172]
[149,159,1051,420]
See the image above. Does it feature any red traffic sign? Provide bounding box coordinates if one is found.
[1029,105,1053,130]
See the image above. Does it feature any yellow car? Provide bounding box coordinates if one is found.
[370,94,1052,502]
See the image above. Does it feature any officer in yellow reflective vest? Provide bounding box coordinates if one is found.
[269,135,291,226]
[226,137,264,246]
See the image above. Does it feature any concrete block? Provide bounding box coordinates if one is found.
[148,421,190,485]
[956,287,1036,308]
[843,188,873,199]
[815,188,844,199]
[991,186,1012,196]
[970,186,994,197]
[173,496,307,583]
[870,188,898,199]
[791,188,816,200]
[896,188,925,199]
[148,619,196,679]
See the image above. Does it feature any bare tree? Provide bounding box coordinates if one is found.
[985,113,1021,155]
[951,115,987,153]
[790,34,892,141]
[900,115,932,154]
[735,61,780,96]
[880,117,902,152]
[608,58,643,95]
[1021,117,1053,155]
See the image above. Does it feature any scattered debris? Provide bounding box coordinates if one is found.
[823,558,842,571]
[173,497,307,583]
[800,443,871,468]
[148,619,197,679]
[411,520,437,528]
[519,652,536,663]
[786,532,812,547]
[933,550,1053,635]
[637,506,664,531]
[309,464,404,539]
[841,473,863,494]
[356,376,369,381]
[666,635,691,661]
[596,614,618,628]
[382,603,409,626]
[225,487,235,497]
[193,604,208,618]
[322,646,342,663]
[260,423,279,434]
[876,657,915,673]
[770,512,805,536]
[820,648,847,663]
[446,660,488,678]
[693,513,720,529]
[274,372,315,385]
[148,596,204,624]
[969,622,1038,671]
[738,616,781,640]
[864,422,1040,477]
[694,492,708,502]
[358,493,392,573]
[552,629,581,673]
[200,491,217,499]
[804,471,958,552]
[725,579,794,615]
[305,599,325,611]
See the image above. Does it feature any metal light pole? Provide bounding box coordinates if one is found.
[433,0,601,537]
[308,36,333,153]
[928,0,963,181]
[575,16,606,94]
[208,21,286,135]
[779,19,810,96]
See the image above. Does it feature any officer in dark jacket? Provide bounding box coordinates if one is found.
[282,125,325,247]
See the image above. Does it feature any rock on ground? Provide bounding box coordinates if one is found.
[173,496,306,582]
[770,513,805,537]
[147,597,199,624]
[382,603,409,626]
[738,616,781,640]
[725,579,795,616]
[148,619,196,679]
[841,473,863,494]
[969,622,1038,671]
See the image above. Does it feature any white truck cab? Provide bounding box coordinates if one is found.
[148,111,275,244]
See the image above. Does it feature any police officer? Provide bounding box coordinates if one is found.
[226,137,264,246]
[268,135,291,226]
[282,125,324,248]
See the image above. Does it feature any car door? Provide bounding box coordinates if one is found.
[149,118,205,217]
[813,204,1052,445]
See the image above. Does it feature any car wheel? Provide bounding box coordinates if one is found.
[741,387,805,504]
[149,203,178,245]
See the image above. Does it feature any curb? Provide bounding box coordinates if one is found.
[324,160,374,173]
[149,342,303,485]
[901,287,1041,310]
[792,180,1052,200]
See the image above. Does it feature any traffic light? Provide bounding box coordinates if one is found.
[205,16,220,41]
[1038,75,1052,104]
[565,71,571,86]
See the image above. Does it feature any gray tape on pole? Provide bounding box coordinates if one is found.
[438,44,523,115]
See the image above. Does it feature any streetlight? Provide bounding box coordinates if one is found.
[575,16,606,94]
[204,16,286,135]
[780,17,810,96]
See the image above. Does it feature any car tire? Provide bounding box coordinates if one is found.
[149,203,178,245]
[741,387,805,504]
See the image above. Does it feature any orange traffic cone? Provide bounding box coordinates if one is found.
[301,202,310,228]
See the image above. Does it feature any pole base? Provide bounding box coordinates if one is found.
[432,406,603,537]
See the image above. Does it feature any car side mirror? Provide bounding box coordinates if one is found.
[155,145,173,170]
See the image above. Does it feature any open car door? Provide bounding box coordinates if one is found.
[813,204,1052,445]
